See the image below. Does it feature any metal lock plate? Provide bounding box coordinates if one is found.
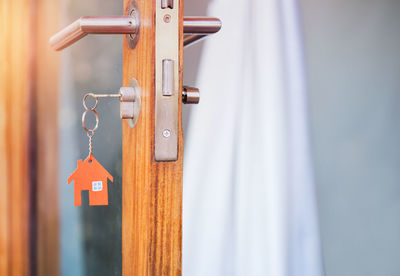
[155,0,180,161]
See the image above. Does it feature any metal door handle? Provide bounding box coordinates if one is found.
[49,16,138,51]
[49,15,221,50]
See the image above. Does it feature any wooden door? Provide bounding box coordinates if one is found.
[122,0,184,275]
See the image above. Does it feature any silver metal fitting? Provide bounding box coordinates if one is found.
[120,78,141,128]
[182,86,200,104]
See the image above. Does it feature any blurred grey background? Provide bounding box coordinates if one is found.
[301,0,400,275]
[59,1,123,275]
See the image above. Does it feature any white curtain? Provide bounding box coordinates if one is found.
[183,0,323,275]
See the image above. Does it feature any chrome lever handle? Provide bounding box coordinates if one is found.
[183,17,222,47]
[50,16,138,51]
[49,15,221,50]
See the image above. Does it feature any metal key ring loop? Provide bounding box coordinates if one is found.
[82,109,99,133]
[83,93,99,110]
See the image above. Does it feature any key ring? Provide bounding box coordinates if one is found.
[82,109,99,133]
[83,93,99,110]
[82,93,99,134]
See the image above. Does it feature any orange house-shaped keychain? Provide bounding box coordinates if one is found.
[68,154,113,206]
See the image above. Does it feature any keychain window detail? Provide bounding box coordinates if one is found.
[92,181,103,192]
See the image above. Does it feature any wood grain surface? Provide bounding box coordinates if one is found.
[122,0,184,275]
[0,0,60,275]
[35,0,60,274]
[0,1,33,275]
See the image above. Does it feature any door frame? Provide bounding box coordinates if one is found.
[0,0,60,275]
